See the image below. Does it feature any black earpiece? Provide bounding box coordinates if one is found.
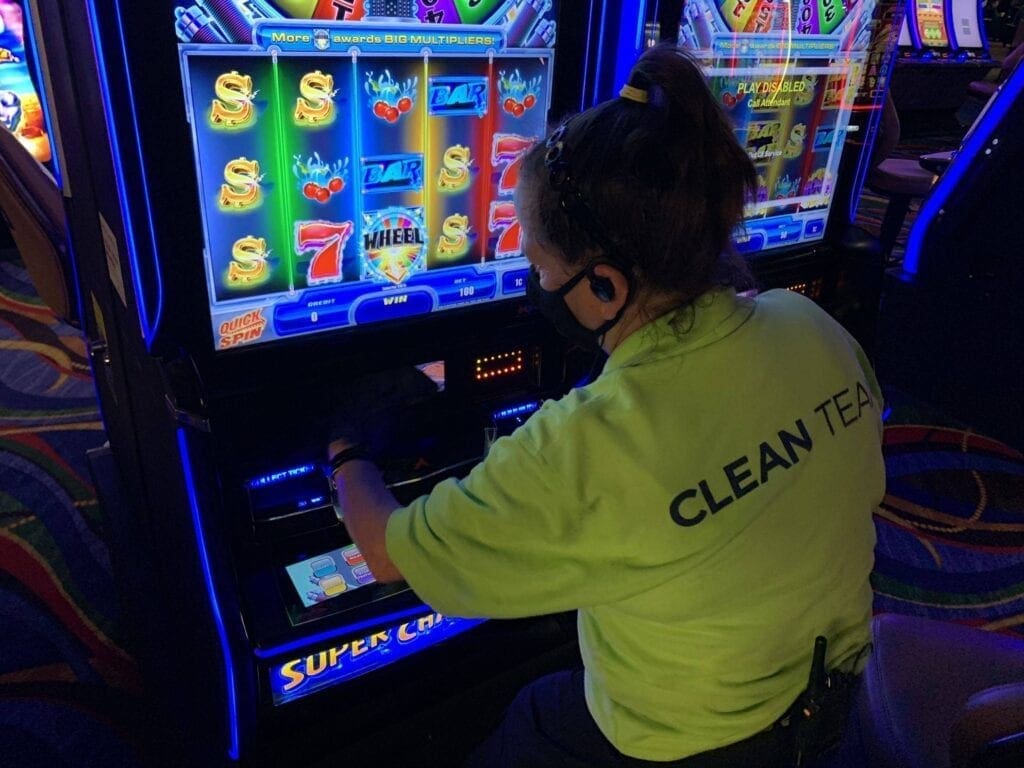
[586,260,623,303]
[588,275,616,302]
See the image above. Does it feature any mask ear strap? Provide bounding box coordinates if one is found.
[554,268,590,298]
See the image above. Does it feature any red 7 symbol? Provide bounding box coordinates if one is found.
[296,220,354,284]
[491,133,536,196]
[488,201,522,259]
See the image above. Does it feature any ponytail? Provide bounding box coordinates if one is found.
[517,43,757,304]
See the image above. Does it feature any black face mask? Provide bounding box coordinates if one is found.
[526,266,624,351]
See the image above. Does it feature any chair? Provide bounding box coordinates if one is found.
[968,41,1024,100]
[864,95,937,261]
[818,614,1024,768]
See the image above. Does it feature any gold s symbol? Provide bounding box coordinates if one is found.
[437,214,470,259]
[210,71,257,128]
[227,236,270,286]
[784,124,807,159]
[295,71,336,125]
[438,145,472,191]
[793,75,817,106]
[219,157,263,209]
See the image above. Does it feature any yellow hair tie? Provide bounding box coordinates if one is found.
[619,84,649,103]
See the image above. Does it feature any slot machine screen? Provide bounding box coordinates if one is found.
[176,6,557,351]
[0,1,57,180]
[914,0,950,48]
[950,0,984,49]
[679,0,870,254]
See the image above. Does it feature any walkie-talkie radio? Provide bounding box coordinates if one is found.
[793,636,863,766]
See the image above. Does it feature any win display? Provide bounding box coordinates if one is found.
[680,0,876,253]
[178,5,555,351]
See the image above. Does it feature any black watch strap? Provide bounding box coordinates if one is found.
[327,444,374,475]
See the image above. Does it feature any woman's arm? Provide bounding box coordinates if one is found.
[332,452,404,583]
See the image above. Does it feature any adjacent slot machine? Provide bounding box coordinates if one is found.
[897,0,991,61]
[891,0,993,113]
[0,0,77,321]
[670,0,904,349]
[51,1,591,764]
[0,0,57,177]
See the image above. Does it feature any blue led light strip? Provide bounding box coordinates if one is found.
[848,0,905,225]
[592,0,610,106]
[906,0,924,50]
[613,0,647,97]
[492,400,540,420]
[944,0,958,50]
[177,429,240,761]
[582,0,598,111]
[903,58,1024,275]
[976,0,989,53]
[22,1,61,188]
[86,0,164,348]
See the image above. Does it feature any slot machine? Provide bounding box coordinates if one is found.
[891,0,994,112]
[601,0,905,354]
[47,1,594,764]
[897,0,991,61]
[0,0,74,321]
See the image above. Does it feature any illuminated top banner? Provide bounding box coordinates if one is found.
[254,21,505,55]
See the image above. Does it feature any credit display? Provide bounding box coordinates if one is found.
[679,0,875,253]
[177,7,556,351]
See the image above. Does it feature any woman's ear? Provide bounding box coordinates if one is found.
[590,262,630,319]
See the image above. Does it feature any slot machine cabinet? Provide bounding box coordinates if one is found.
[891,0,995,113]
[879,63,1024,448]
[52,2,596,764]
[0,0,75,322]
[601,0,904,357]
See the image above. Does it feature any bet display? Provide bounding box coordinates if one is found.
[680,0,877,253]
[176,2,556,351]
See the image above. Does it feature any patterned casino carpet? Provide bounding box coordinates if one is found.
[874,418,1024,637]
[0,243,1021,766]
[0,257,147,767]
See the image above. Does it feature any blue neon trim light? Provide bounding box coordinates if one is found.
[592,0,610,106]
[86,0,164,348]
[945,0,959,50]
[613,0,647,99]
[582,0,598,110]
[906,0,923,49]
[976,0,989,54]
[492,400,540,421]
[903,58,1024,275]
[177,429,240,761]
[22,1,61,188]
[246,463,318,489]
[253,604,434,659]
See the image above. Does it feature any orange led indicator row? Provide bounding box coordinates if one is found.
[475,364,525,380]
[475,349,526,381]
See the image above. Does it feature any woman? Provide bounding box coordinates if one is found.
[328,44,883,767]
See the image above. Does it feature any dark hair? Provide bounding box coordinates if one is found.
[518,44,757,305]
